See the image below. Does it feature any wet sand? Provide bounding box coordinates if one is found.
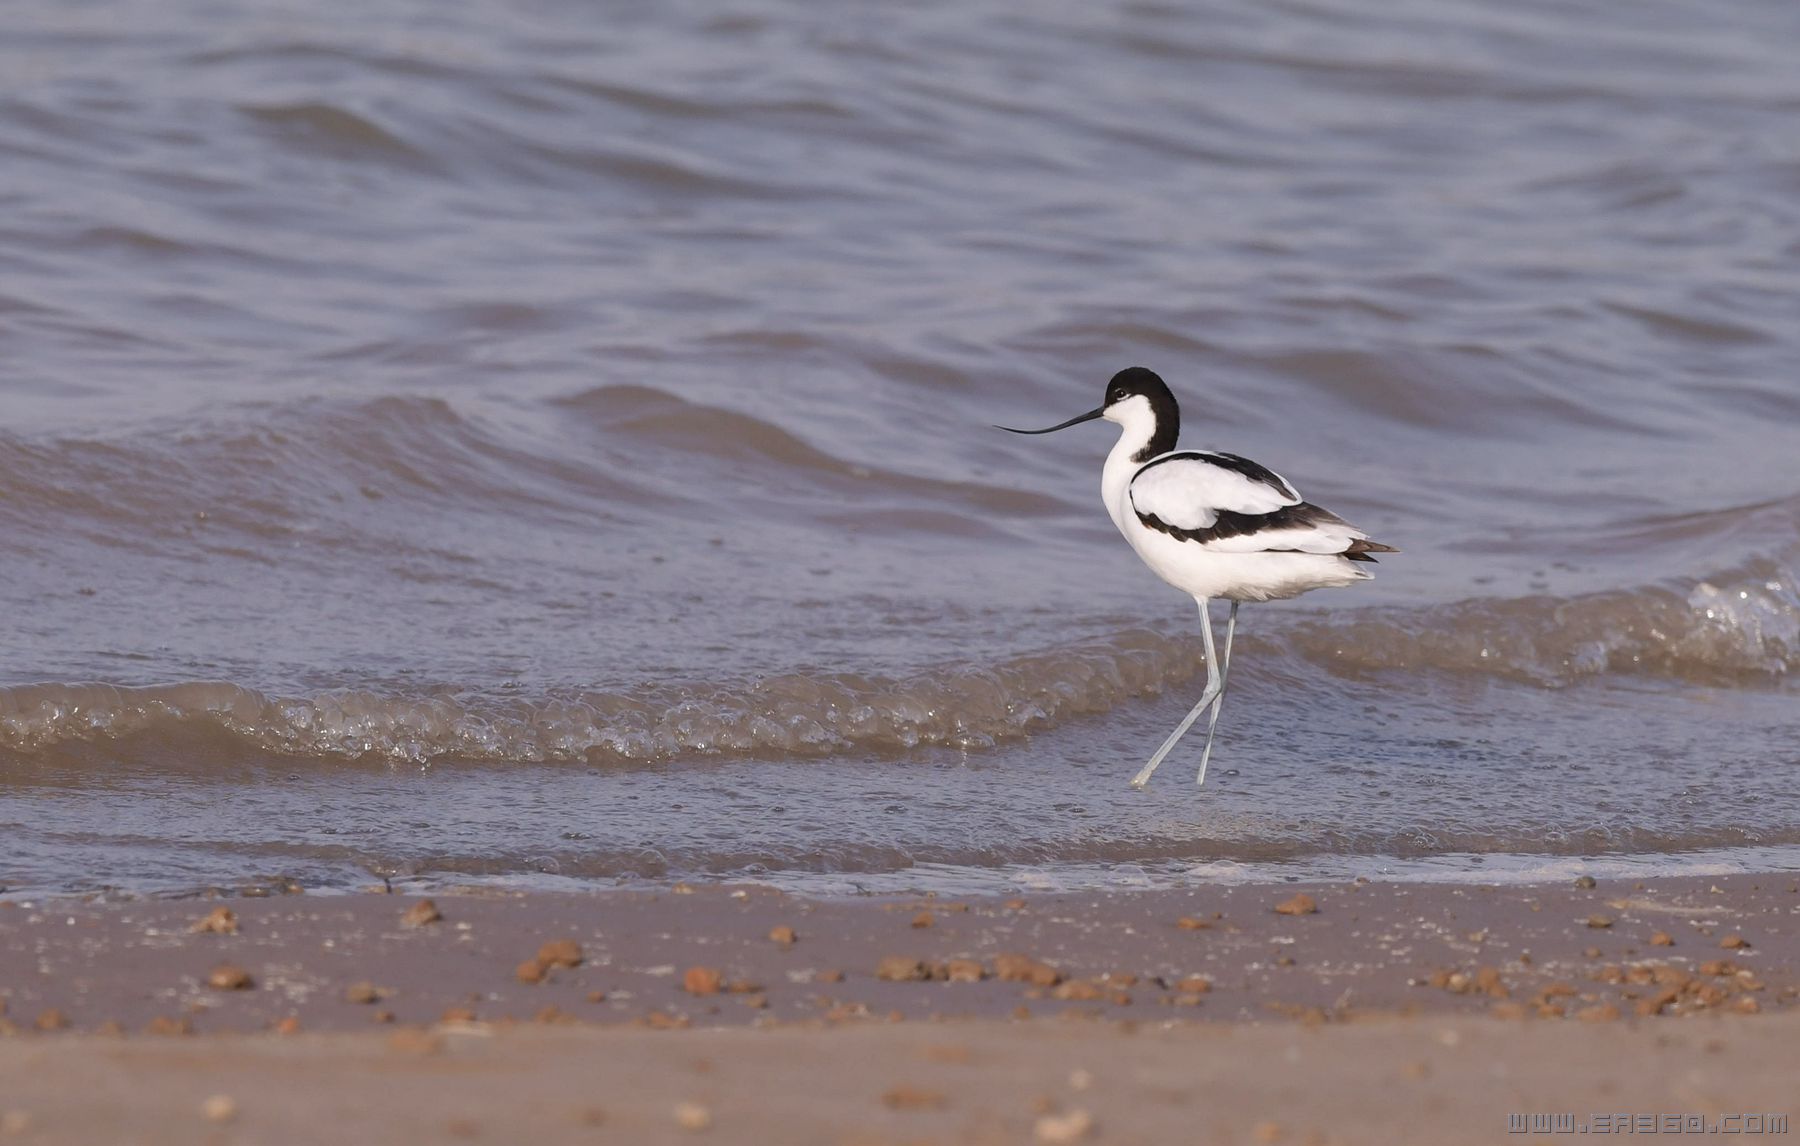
[3,874,1798,1142]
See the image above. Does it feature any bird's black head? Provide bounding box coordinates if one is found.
[996,366,1180,463]
[1102,367,1179,461]
[1104,366,1174,412]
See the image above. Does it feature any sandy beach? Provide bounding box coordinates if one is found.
[3,874,1796,1142]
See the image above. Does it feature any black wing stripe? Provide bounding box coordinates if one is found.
[1135,501,1341,546]
[1134,450,1298,503]
[1136,502,1398,562]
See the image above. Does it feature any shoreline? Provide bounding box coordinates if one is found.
[4,873,1798,1141]
[3,873,1796,1033]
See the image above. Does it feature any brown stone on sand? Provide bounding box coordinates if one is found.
[200,1094,237,1124]
[1475,967,1508,998]
[1051,980,1104,1002]
[1699,959,1737,977]
[1035,1108,1096,1144]
[516,959,546,985]
[817,969,845,984]
[877,956,930,982]
[145,1016,194,1037]
[1273,893,1317,916]
[683,967,724,996]
[537,938,584,968]
[911,911,935,929]
[1719,934,1750,950]
[344,981,382,1005]
[673,1101,712,1131]
[400,899,443,928]
[34,1008,69,1033]
[1650,931,1675,947]
[1576,1003,1621,1023]
[768,924,797,947]
[190,906,239,935]
[1573,875,1597,889]
[274,1015,301,1035]
[1731,995,1760,1015]
[1176,916,1212,931]
[207,963,255,991]
[1636,987,1682,1017]
[994,953,1062,986]
[945,958,985,983]
[1586,915,1614,929]
[881,1085,947,1111]
[1175,976,1212,994]
[440,1006,477,1024]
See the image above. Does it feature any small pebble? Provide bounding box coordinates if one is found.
[994,953,1062,986]
[1034,1108,1095,1143]
[200,1095,236,1124]
[34,1009,68,1033]
[1719,934,1750,950]
[344,982,382,1005]
[1650,932,1675,947]
[768,925,797,947]
[207,964,254,991]
[190,907,239,935]
[537,939,584,968]
[945,958,985,983]
[1273,894,1317,916]
[516,960,546,985]
[673,1102,712,1131]
[683,967,723,996]
[1253,1122,1284,1144]
[911,911,935,929]
[1574,875,1597,889]
[877,956,929,982]
[1586,915,1614,929]
[400,899,443,928]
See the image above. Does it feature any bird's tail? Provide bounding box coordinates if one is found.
[1343,538,1398,563]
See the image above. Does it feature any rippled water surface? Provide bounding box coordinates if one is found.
[3,0,1799,895]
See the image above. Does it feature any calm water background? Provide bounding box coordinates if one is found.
[3,0,1798,895]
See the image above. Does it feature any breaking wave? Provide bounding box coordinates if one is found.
[4,550,1794,769]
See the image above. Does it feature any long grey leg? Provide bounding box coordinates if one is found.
[1194,600,1239,787]
[1129,598,1219,790]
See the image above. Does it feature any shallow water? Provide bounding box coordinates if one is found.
[2,0,1798,896]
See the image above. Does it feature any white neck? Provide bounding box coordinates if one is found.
[1100,395,1163,537]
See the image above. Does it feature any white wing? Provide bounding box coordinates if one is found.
[1128,451,1391,559]
[1127,452,1300,532]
